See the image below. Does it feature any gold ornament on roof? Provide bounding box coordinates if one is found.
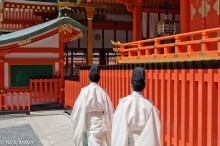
[59,24,74,33]
[17,39,31,46]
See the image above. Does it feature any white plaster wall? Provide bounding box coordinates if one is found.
[55,62,59,73]
[20,33,59,48]
[116,30,126,43]
[69,29,133,48]
[175,14,180,34]
[80,31,87,48]
[93,29,102,48]
[5,53,59,59]
[149,13,159,38]
[67,39,78,48]
[4,63,9,89]
[104,30,114,48]
[128,30,133,42]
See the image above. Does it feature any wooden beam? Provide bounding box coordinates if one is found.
[79,3,126,10]
[2,19,36,25]
[142,8,180,14]
[82,21,132,30]
[57,2,77,8]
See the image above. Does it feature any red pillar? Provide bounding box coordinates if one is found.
[180,0,190,33]
[133,5,142,41]
[59,38,64,104]
[0,55,4,92]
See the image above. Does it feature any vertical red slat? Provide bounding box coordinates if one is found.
[197,65,204,146]
[114,66,118,106]
[166,64,171,145]
[10,93,13,110]
[128,68,132,95]
[154,65,159,108]
[34,79,38,102]
[125,66,129,97]
[117,66,120,105]
[0,93,2,110]
[22,93,25,109]
[174,63,179,146]
[188,63,197,146]
[16,92,19,110]
[39,79,42,102]
[143,68,147,98]
[149,68,153,101]
[180,64,186,146]
[207,68,213,146]
[217,68,220,146]
[30,80,33,104]
[160,64,165,146]
[54,79,58,102]
[4,94,8,110]
[44,79,48,102]
[28,93,31,111]
[49,79,53,102]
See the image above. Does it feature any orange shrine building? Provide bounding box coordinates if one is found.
[0,0,220,146]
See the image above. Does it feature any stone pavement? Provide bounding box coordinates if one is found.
[0,110,74,146]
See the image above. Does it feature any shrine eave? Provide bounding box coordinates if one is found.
[0,17,87,46]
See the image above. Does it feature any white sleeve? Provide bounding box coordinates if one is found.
[103,92,114,145]
[136,107,161,146]
[70,89,87,146]
[111,102,129,146]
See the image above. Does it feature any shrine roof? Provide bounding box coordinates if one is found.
[0,17,87,46]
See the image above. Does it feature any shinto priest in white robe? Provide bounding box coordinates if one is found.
[71,82,114,146]
[111,67,161,146]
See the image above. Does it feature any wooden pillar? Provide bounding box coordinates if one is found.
[133,0,143,41]
[86,7,95,65]
[180,0,190,33]
[0,55,4,92]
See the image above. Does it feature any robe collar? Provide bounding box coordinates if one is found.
[90,82,99,86]
[131,91,142,96]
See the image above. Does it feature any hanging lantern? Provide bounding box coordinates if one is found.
[158,15,176,35]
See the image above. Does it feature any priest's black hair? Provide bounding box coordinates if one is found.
[89,64,100,83]
[89,74,100,83]
[131,80,146,92]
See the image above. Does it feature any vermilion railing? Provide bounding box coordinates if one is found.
[65,61,220,146]
[29,78,62,105]
[0,92,30,113]
[112,27,220,64]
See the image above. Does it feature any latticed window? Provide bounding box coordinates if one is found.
[11,65,53,87]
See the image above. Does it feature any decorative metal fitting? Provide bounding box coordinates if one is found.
[187,52,190,57]
[200,51,206,57]
[174,53,179,58]
[152,54,157,59]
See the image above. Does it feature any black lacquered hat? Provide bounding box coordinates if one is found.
[89,64,100,76]
[132,67,145,83]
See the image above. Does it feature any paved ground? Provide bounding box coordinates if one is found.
[0,110,74,146]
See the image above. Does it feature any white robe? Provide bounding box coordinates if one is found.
[111,91,161,146]
[71,82,114,146]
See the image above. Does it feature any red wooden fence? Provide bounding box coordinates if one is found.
[65,61,220,146]
[30,78,62,105]
[0,92,30,113]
